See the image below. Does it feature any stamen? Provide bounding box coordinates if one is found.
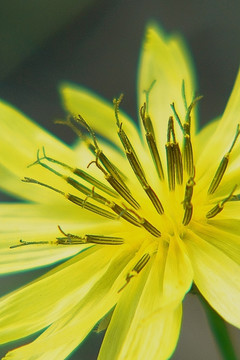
[170,103,183,132]
[140,103,164,180]
[183,95,202,176]
[208,124,240,194]
[10,239,49,248]
[165,117,183,190]
[88,157,140,210]
[114,96,164,214]
[109,203,141,227]
[32,148,117,197]
[143,186,164,214]
[30,150,109,206]
[173,142,183,185]
[182,170,195,225]
[118,253,150,292]
[165,142,175,191]
[206,185,238,219]
[182,134,194,176]
[171,95,202,177]
[22,177,117,220]
[66,194,116,219]
[181,80,188,111]
[139,218,161,237]
[182,203,193,226]
[57,226,124,245]
[143,80,156,114]
[55,117,95,152]
[124,206,161,237]
[57,116,129,191]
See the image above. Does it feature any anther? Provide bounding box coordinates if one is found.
[114,97,164,214]
[88,153,140,210]
[182,134,194,176]
[58,116,129,192]
[182,170,195,226]
[29,150,110,206]
[165,142,175,191]
[171,94,202,177]
[66,193,117,219]
[57,226,124,245]
[208,124,240,194]
[37,147,117,197]
[140,102,164,180]
[123,206,161,237]
[22,177,117,220]
[206,185,238,219]
[165,117,183,190]
[109,203,141,227]
[143,185,164,214]
[182,202,193,226]
[118,253,150,292]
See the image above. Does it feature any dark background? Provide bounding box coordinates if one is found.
[0,0,240,359]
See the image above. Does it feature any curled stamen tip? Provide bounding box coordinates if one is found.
[113,93,124,103]
[22,177,37,183]
[58,225,66,236]
[27,149,42,168]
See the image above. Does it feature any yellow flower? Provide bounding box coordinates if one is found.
[0,23,240,360]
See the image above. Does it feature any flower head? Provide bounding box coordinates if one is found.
[0,23,240,360]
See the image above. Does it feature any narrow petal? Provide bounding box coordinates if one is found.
[60,83,143,152]
[162,235,193,304]
[185,230,240,327]
[0,203,123,273]
[98,252,182,360]
[191,221,240,265]
[197,68,240,184]
[194,118,219,162]
[0,100,77,203]
[1,245,136,360]
[138,23,197,164]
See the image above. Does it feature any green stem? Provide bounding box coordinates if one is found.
[198,294,237,360]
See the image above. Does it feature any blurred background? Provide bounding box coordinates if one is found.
[0,0,240,359]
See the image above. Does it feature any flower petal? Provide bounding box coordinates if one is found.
[60,83,143,151]
[197,68,240,184]
[194,118,219,162]
[0,202,123,273]
[191,221,240,265]
[0,100,77,203]
[1,245,136,360]
[162,235,193,304]
[185,230,240,327]
[138,23,197,164]
[98,252,182,360]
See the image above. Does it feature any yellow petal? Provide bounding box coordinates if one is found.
[60,84,156,190]
[191,221,240,265]
[162,236,193,303]
[194,118,219,162]
[0,100,77,203]
[60,83,143,152]
[138,23,197,164]
[98,253,182,360]
[197,68,240,185]
[0,202,124,273]
[1,245,136,360]
[185,231,240,327]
